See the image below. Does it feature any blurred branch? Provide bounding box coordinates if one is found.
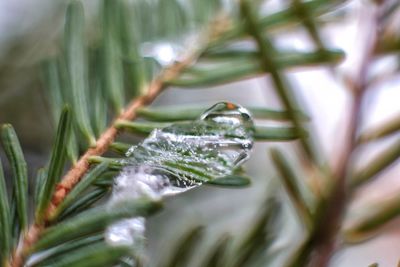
[345,192,400,243]
[239,0,320,164]
[351,138,400,187]
[358,113,400,143]
[270,149,312,229]
[308,3,381,266]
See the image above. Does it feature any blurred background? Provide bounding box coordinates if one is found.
[0,0,400,266]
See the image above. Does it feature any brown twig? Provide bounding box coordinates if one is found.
[309,3,382,267]
[9,52,199,267]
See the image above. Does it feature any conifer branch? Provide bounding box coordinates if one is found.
[10,51,200,267]
[2,1,371,266]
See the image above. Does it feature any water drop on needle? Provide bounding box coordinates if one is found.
[106,102,255,253]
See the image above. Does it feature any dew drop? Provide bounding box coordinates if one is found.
[200,102,254,129]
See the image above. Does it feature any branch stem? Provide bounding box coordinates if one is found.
[309,4,381,267]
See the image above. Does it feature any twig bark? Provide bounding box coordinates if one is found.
[309,3,382,267]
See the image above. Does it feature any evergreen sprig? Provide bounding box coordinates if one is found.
[0,0,399,266]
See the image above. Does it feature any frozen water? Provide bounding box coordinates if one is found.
[105,217,146,247]
[106,102,254,250]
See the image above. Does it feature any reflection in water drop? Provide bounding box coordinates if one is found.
[105,102,254,255]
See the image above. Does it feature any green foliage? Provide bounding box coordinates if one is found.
[206,175,251,187]
[137,105,310,122]
[1,0,399,266]
[358,113,400,143]
[49,162,109,222]
[0,161,11,266]
[34,242,130,267]
[1,124,28,233]
[351,139,400,187]
[115,120,306,141]
[57,187,109,221]
[102,0,125,113]
[162,226,205,267]
[36,107,72,223]
[229,198,281,267]
[169,50,343,88]
[31,198,161,253]
[199,235,231,267]
[270,149,312,229]
[64,1,96,146]
[240,0,319,163]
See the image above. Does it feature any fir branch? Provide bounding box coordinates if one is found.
[241,1,386,266]
[10,3,268,264]
[3,1,363,266]
[239,0,320,164]
[10,51,198,267]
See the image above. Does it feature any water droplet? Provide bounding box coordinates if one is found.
[106,102,254,252]
[200,102,253,127]
[199,102,254,166]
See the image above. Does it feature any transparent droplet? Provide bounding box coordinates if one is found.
[200,102,253,128]
[199,102,254,166]
[106,102,254,252]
